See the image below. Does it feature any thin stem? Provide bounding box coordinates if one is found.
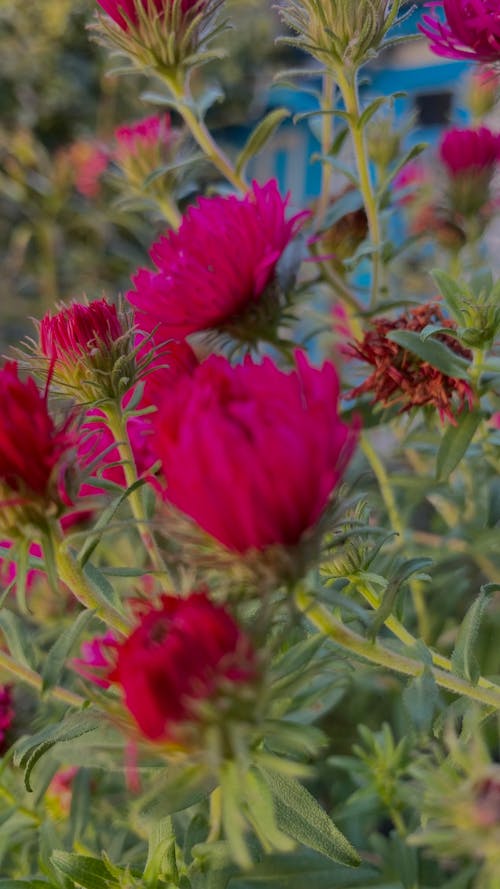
[354,577,500,694]
[55,542,131,635]
[360,432,430,641]
[0,648,84,709]
[103,403,173,589]
[206,786,223,843]
[336,69,381,309]
[295,587,500,710]
[155,194,182,228]
[166,76,246,193]
[315,72,336,229]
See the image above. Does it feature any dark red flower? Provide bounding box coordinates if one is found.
[128,180,309,341]
[97,0,203,31]
[348,304,473,423]
[78,593,256,741]
[150,352,357,553]
[0,362,74,507]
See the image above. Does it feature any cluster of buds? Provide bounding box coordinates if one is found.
[278,0,402,74]
[93,0,226,81]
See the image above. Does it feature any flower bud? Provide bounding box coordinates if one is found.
[439,127,500,217]
[114,113,182,192]
[467,68,500,120]
[278,0,402,73]
[36,299,137,404]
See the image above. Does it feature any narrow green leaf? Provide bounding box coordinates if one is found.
[259,769,360,867]
[41,609,95,693]
[235,108,290,176]
[436,410,482,482]
[377,143,426,202]
[451,587,493,683]
[403,668,439,734]
[51,852,119,889]
[0,610,35,669]
[140,763,216,819]
[386,329,470,379]
[431,269,466,324]
[14,712,101,792]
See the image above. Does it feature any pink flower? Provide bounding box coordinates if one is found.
[115,114,174,160]
[73,631,118,689]
[128,180,309,340]
[151,353,357,553]
[63,141,108,199]
[0,685,14,753]
[40,299,124,368]
[80,592,256,741]
[0,541,44,592]
[97,0,203,32]
[419,0,500,63]
[439,127,500,176]
[392,161,429,206]
[0,362,74,508]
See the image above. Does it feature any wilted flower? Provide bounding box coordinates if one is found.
[78,593,256,744]
[0,685,14,754]
[94,0,221,78]
[348,304,473,423]
[37,299,137,403]
[151,352,357,563]
[316,206,368,275]
[278,0,402,72]
[0,362,75,533]
[419,0,500,63]
[129,179,309,343]
[439,127,500,216]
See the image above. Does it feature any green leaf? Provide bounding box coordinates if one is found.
[377,143,426,203]
[14,711,101,792]
[229,851,380,889]
[235,109,290,176]
[0,883,58,889]
[436,410,482,482]
[259,769,360,867]
[77,477,147,565]
[451,586,493,684]
[403,667,440,734]
[51,852,119,889]
[386,329,470,379]
[139,763,216,819]
[41,609,96,693]
[0,610,35,669]
[431,269,466,324]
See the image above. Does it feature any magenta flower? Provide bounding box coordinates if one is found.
[128,180,309,341]
[440,127,500,177]
[0,685,14,753]
[97,0,202,32]
[419,0,500,63]
[115,114,175,160]
[151,352,357,554]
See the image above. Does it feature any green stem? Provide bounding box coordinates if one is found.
[103,403,172,588]
[0,648,84,709]
[295,587,500,710]
[360,432,430,642]
[336,69,381,308]
[354,577,500,694]
[55,543,131,635]
[155,194,182,228]
[315,72,336,229]
[166,76,246,193]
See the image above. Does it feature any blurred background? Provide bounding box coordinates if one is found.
[0,0,496,347]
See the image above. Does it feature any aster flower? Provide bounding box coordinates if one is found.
[0,362,75,533]
[37,299,137,403]
[61,140,109,199]
[76,593,256,743]
[150,352,357,571]
[129,180,309,343]
[347,304,473,423]
[439,127,500,216]
[419,0,500,64]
